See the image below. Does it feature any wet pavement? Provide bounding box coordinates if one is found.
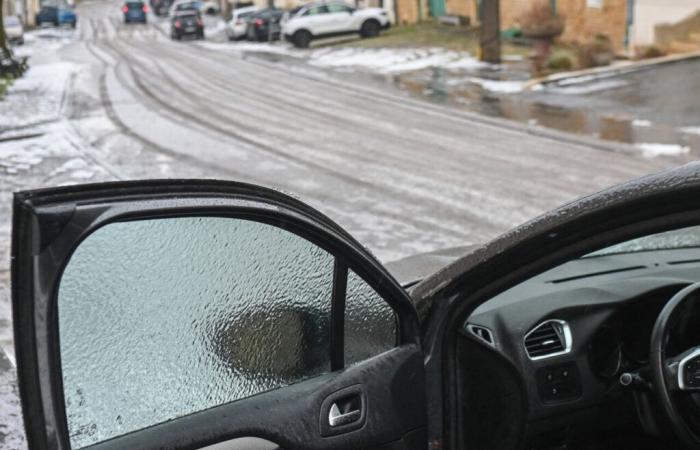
[391,57,700,153]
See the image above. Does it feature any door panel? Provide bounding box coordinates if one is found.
[12,180,426,450]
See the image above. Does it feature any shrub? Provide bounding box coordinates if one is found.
[578,34,614,67]
[547,49,577,71]
[635,45,666,59]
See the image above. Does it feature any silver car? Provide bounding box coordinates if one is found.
[3,15,24,45]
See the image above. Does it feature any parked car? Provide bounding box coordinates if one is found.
[169,0,218,16]
[170,10,204,40]
[151,0,173,16]
[281,1,390,48]
[3,15,24,45]
[12,166,700,450]
[225,5,257,41]
[122,1,148,23]
[245,8,284,42]
[35,5,78,27]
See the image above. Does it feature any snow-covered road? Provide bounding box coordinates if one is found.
[0,0,692,447]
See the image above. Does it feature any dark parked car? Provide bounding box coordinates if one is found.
[122,1,148,23]
[245,8,283,42]
[170,11,203,40]
[35,5,77,27]
[151,0,173,15]
[12,164,700,450]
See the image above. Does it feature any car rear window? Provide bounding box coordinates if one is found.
[126,2,143,9]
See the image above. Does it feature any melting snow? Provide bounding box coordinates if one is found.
[632,119,652,127]
[307,47,487,74]
[636,143,690,158]
[679,126,700,135]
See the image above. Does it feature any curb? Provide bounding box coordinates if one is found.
[524,50,700,90]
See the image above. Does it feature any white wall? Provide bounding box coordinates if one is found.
[633,0,700,46]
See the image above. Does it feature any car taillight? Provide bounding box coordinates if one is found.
[196,18,203,26]
[254,18,263,27]
[174,20,182,27]
[122,5,128,12]
[142,4,148,12]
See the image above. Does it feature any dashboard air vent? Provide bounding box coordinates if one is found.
[466,324,496,348]
[524,320,571,360]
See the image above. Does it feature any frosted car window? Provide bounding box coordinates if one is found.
[344,270,396,366]
[58,217,334,449]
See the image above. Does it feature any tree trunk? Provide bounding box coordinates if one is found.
[0,0,14,61]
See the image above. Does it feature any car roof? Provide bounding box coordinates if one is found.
[301,1,351,8]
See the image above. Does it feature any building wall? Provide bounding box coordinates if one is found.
[444,0,476,22]
[556,0,629,50]
[395,0,427,24]
[633,0,700,47]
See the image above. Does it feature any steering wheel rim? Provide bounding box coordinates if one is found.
[650,282,700,448]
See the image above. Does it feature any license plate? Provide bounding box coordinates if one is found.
[185,26,195,32]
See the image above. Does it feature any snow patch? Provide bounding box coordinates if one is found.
[466,77,526,93]
[307,47,488,74]
[679,126,700,135]
[636,143,690,158]
[632,119,652,127]
[0,61,77,129]
[548,79,627,95]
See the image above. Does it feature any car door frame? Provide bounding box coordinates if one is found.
[12,179,426,450]
[411,163,700,449]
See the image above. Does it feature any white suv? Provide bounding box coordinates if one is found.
[281,1,390,48]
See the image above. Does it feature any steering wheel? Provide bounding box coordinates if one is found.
[651,282,700,448]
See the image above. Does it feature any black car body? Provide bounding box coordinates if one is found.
[12,163,700,450]
[245,8,283,42]
[170,11,204,39]
[122,1,148,23]
[151,0,173,15]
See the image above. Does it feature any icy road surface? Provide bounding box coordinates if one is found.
[0,0,691,447]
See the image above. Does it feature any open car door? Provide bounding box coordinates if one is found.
[12,180,427,450]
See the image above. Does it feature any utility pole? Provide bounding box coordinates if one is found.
[479,0,500,64]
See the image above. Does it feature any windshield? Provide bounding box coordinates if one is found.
[586,225,700,257]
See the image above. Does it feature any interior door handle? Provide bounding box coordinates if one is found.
[328,402,361,427]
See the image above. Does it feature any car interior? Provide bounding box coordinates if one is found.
[455,226,700,450]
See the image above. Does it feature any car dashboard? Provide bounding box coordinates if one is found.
[460,247,700,449]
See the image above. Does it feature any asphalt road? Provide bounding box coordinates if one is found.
[0,0,693,447]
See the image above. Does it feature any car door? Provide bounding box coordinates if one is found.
[300,5,329,35]
[12,180,427,450]
[323,4,355,34]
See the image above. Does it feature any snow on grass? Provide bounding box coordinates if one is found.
[0,61,77,130]
[632,119,652,127]
[636,143,690,158]
[307,47,488,74]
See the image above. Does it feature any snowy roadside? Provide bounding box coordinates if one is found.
[0,39,113,366]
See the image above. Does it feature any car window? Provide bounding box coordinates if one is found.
[239,11,255,19]
[344,270,397,366]
[126,2,143,9]
[327,4,352,13]
[58,217,335,449]
[304,5,329,15]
